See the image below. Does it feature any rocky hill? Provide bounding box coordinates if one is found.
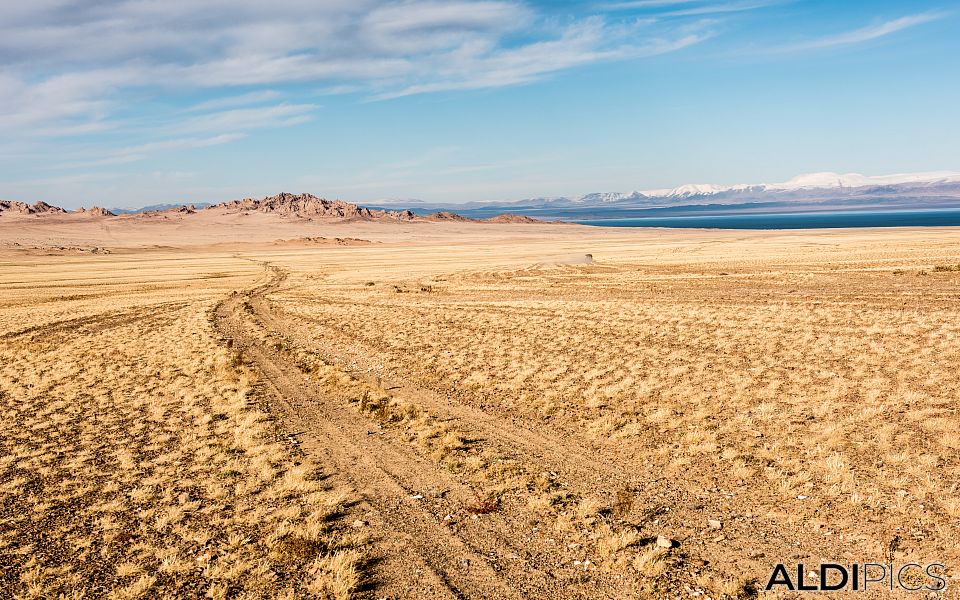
[75,206,116,217]
[0,200,67,216]
[210,193,417,221]
[1,193,546,225]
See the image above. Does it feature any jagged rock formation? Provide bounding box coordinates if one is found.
[0,194,544,225]
[210,192,417,221]
[74,206,116,217]
[0,200,67,216]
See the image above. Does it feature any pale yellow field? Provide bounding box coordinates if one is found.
[0,253,366,599]
[2,223,960,598]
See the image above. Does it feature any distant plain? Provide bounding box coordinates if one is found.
[2,208,959,598]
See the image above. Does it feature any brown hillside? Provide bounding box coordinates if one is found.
[209,192,417,221]
[0,200,67,216]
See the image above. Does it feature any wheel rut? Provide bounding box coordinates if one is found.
[213,266,578,599]
[258,295,656,507]
[1,301,189,340]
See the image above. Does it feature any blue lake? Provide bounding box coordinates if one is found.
[575,209,960,229]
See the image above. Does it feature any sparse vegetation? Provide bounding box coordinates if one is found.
[3,226,960,597]
[0,254,366,598]
[264,229,960,592]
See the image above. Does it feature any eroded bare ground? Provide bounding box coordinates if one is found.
[3,228,960,599]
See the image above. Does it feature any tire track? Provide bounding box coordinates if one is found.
[251,267,863,599]
[213,268,570,599]
[1,301,189,340]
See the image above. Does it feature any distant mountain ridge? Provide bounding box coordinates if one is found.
[211,192,419,221]
[530,171,960,205]
[370,171,960,219]
[7,171,960,221]
[623,171,960,200]
[1,193,544,224]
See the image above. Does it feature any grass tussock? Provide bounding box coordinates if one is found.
[0,256,365,598]
[254,322,660,576]
[266,236,960,586]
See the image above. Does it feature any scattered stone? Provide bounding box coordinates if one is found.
[351,519,368,528]
[409,494,424,500]
[708,519,723,530]
[656,535,675,549]
[427,488,449,498]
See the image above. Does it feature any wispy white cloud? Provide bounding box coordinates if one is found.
[26,102,308,172]
[375,17,712,100]
[602,0,777,14]
[779,12,943,52]
[125,134,248,154]
[314,84,366,97]
[185,91,282,112]
[54,134,246,170]
[0,0,710,142]
[601,0,700,8]
[658,1,780,17]
[175,104,317,133]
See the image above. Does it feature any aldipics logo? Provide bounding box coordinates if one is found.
[765,563,947,592]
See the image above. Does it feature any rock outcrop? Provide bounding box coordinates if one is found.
[0,200,67,215]
[210,193,417,221]
[74,206,117,217]
[426,211,472,222]
[484,213,543,224]
[0,194,544,226]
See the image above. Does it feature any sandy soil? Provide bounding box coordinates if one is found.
[2,213,959,598]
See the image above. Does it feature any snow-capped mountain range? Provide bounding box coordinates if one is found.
[369,170,960,219]
[594,171,960,202]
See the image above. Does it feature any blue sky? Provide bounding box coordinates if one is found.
[1,0,957,208]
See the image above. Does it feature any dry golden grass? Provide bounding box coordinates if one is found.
[4,225,960,598]
[0,251,365,599]
[258,227,960,592]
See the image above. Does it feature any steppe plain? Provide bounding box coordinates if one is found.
[1,205,959,599]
